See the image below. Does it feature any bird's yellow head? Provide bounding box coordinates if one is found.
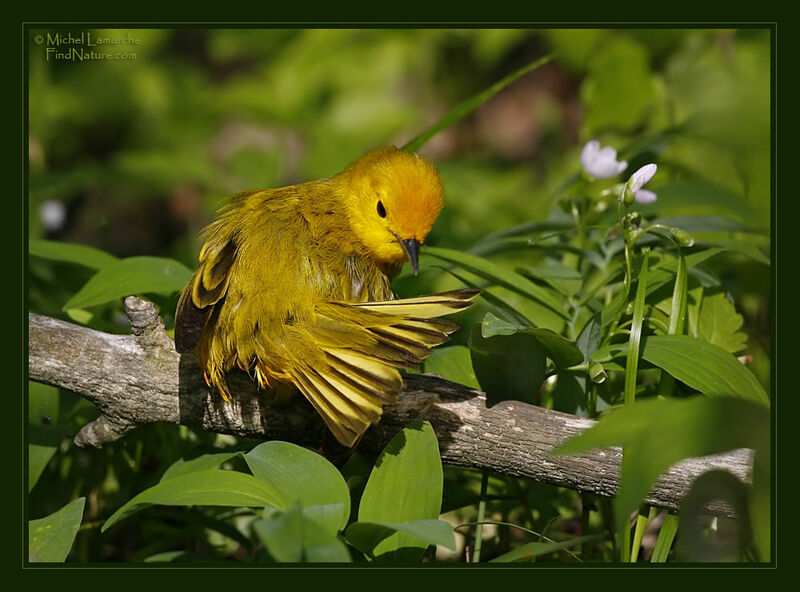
[336,146,444,274]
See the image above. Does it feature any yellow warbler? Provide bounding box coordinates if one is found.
[175,146,477,446]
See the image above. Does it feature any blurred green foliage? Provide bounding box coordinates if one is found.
[27,27,770,563]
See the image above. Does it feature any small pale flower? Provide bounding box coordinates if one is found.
[627,164,657,193]
[580,140,628,179]
[634,189,657,204]
[622,163,658,205]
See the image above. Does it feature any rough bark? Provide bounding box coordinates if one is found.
[27,297,753,517]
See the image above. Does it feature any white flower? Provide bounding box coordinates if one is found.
[39,200,66,231]
[634,189,657,204]
[628,164,657,193]
[623,163,658,205]
[580,140,628,180]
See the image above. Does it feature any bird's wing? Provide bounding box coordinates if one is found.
[174,234,237,353]
[289,289,480,447]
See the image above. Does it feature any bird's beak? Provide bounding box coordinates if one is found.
[400,238,421,276]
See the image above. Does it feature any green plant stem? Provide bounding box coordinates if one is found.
[630,505,658,562]
[472,470,489,563]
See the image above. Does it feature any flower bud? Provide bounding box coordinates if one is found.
[670,227,695,247]
[589,362,607,384]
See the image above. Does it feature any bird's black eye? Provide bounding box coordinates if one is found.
[377,200,386,218]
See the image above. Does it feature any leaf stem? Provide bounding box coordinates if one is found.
[472,470,489,562]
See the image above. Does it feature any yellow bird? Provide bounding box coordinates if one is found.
[175,146,477,447]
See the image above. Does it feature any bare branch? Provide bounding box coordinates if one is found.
[27,298,753,517]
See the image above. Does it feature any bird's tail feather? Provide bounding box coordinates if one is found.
[290,288,479,446]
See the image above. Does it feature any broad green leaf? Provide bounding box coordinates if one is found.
[160,451,242,482]
[577,313,602,362]
[425,246,569,319]
[642,335,767,405]
[481,312,583,368]
[244,441,350,533]
[345,519,456,556]
[553,396,769,545]
[518,264,584,296]
[253,503,304,563]
[591,335,768,406]
[102,470,285,532]
[253,502,351,563]
[552,374,587,415]
[300,514,352,562]
[64,256,192,310]
[29,239,119,270]
[29,497,85,562]
[470,323,546,406]
[423,345,480,389]
[490,534,602,563]
[402,53,554,152]
[696,291,748,354]
[358,420,443,562]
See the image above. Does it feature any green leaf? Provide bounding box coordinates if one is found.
[244,441,350,533]
[28,382,63,491]
[624,250,650,405]
[577,313,602,362]
[160,452,242,482]
[424,246,569,320]
[591,335,768,406]
[29,239,119,270]
[518,264,584,296]
[441,266,566,333]
[423,345,480,389]
[650,514,678,563]
[253,503,304,563]
[470,322,546,406]
[63,256,192,310]
[358,420,443,562]
[481,312,583,368]
[552,374,587,415]
[402,53,554,152]
[642,335,767,405]
[29,498,86,562]
[253,502,352,563]
[553,396,769,544]
[696,291,748,354]
[345,519,456,556]
[490,534,602,563]
[102,470,285,532]
[644,248,725,297]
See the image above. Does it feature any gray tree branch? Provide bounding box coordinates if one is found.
[28,297,753,517]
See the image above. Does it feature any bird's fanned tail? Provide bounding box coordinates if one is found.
[290,288,479,446]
